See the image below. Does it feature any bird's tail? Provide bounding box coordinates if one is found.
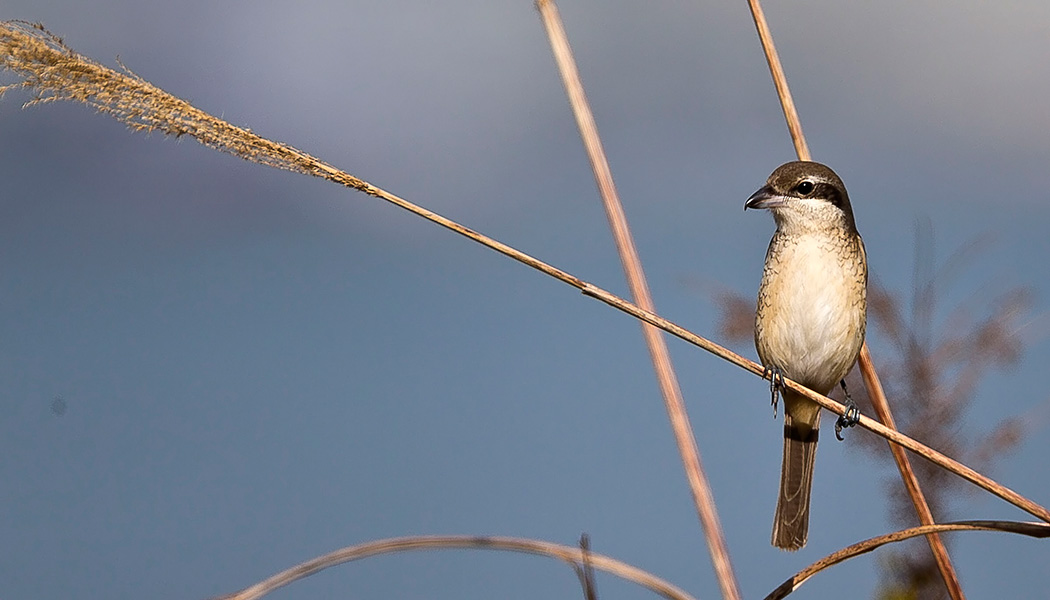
[772,392,820,551]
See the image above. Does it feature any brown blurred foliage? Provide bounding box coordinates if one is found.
[717,227,1039,600]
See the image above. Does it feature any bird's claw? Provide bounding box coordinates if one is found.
[764,366,784,418]
[834,402,860,440]
[834,379,860,441]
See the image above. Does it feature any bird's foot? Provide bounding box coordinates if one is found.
[834,378,860,441]
[763,366,784,418]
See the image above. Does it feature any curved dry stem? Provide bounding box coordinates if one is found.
[536,2,740,599]
[2,19,1047,528]
[743,2,964,598]
[213,535,697,600]
[764,520,1050,600]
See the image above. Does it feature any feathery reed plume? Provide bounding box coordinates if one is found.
[856,230,1036,600]
[0,21,360,187]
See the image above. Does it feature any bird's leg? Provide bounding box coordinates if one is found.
[834,378,860,441]
[763,366,784,418]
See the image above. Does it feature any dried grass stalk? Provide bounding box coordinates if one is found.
[742,2,964,597]
[214,535,698,600]
[536,2,741,598]
[764,520,1050,600]
[4,21,1049,581]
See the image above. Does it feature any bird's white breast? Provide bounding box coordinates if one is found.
[755,232,866,395]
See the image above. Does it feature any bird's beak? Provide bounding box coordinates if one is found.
[744,185,787,210]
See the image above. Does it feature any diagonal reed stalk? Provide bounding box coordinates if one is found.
[3,19,1048,582]
[535,2,741,599]
[744,1,966,598]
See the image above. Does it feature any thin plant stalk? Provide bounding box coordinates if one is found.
[216,535,698,600]
[535,2,741,599]
[764,520,1050,600]
[743,2,965,598]
[2,18,1047,527]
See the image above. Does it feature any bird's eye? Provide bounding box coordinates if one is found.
[795,180,815,196]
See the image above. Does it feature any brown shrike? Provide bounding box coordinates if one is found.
[745,161,867,550]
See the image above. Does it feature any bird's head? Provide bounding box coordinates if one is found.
[745,161,858,234]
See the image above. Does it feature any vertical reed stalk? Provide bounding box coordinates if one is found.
[536,3,742,599]
[743,2,965,598]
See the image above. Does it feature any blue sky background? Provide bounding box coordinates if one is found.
[1,1,1048,599]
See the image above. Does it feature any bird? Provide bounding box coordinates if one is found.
[745,160,868,550]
